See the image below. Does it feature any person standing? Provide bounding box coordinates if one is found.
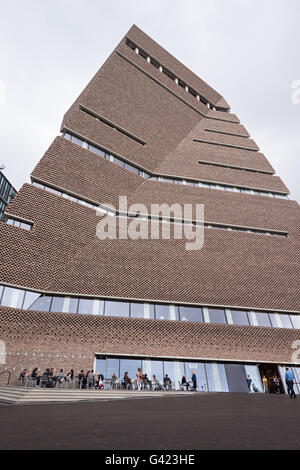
[191,370,197,391]
[285,368,296,399]
[136,368,143,391]
[262,375,268,394]
[246,375,252,393]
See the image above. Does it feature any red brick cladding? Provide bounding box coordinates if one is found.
[30,139,296,232]
[1,306,299,383]
[31,137,141,208]
[2,184,300,311]
[128,182,299,234]
[162,141,274,174]
[123,25,229,110]
[203,120,250,137]
[62,53,203,171]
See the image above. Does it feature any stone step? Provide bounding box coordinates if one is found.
[0,386,189,404]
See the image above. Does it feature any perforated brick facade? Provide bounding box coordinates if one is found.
[0,25,299,383]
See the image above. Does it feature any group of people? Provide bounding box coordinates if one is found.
[246,368,297,398]
[18,367,198,391]
[19,368,75,388]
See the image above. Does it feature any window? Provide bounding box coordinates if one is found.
[23,291,40,310]
[6,218,32,230]
[155,304,179,321]
[70,135,82,146]
[1,287,25,309]
[27,295,52,312]
[120,358,142,381]
[142,359,164,383]
[32,182,44,189]
[248,311,271,327]
[208,308,227,324]
[179,306,203,322]
[290,315,300,329]
[130,302,155,319]
[51,297,66,313]
[163,361,185,390]
[77,298,94,315]
[106,358,120,379]
[95,357,107,377]
[185,362,207,391]
[206,363,229,392]
[270,313,293,329]
[104,301,130,317]
[229,310,249,326]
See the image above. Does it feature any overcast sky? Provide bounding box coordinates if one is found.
[0,0,299,203]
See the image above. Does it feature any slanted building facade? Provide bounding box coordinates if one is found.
[0,25,299,393]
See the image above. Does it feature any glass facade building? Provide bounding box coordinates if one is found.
[0,171,16,220]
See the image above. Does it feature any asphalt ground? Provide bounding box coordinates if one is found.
[0,392,299,450]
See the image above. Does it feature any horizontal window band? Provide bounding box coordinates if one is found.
[94,352,297,367]
[3,213,33,231]
[204,128,250,138]
[1,281,299,315]
[0,283,299,330]
[61,132,289,198]
[197,159,275,175]
[126,38,226,112]
[79,104,146,146]
[115,211,288,238]
[30,179,288,238]
[116,50,240,125]
[193,138,259,152]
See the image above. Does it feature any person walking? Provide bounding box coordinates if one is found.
[246,375,252,393]
[191,371,197,391]
[262,375,268,394]
[285,368,296,399]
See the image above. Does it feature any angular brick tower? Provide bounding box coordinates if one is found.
[0,25,299,393]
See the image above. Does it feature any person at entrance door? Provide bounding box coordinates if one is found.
[246,375,252,393]
[285,368,296,399]
[262,376,268,393]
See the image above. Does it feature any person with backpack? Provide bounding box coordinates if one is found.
[285,368,296,399]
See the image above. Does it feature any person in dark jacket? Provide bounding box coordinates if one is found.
[191,371,197,391]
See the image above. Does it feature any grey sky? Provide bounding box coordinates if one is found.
[0,0,299,203]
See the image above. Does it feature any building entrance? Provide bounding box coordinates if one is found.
[258,363,284,394]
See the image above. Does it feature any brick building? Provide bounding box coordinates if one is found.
[0,25,299,393]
